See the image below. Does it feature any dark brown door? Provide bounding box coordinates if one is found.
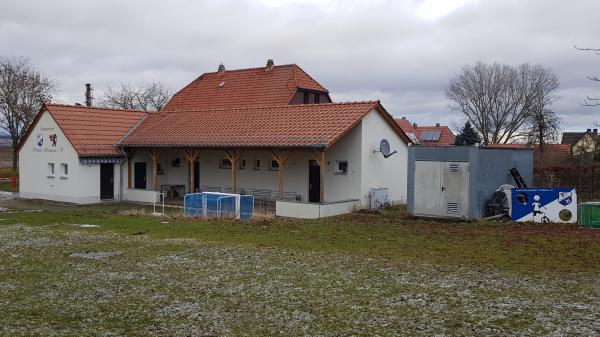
[134,162,146,189]
[194,160,200,192]
[100,163,114,200]
[308,160,320,203]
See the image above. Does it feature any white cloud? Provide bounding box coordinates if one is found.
[416,0,475,21]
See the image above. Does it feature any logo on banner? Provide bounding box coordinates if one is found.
[49,134,57,147]
[36,134,43,147]
[558,191,572,206]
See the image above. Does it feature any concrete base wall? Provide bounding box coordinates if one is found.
[19,191,100,204]
[276,199,359,219]
[125,189,160,203]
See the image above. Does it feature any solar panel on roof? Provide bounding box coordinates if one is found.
[420,130,441,141]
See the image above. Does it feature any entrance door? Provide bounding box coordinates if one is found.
[413,161,442,216]
[413,161,469,218]
[308,160,321,203]
[100,163,114,200]
[194,160,200,192]
[134,162,147,189]
[440,162,469,218]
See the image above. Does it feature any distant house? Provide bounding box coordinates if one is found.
[486,143,573,167]
[394,117,455,146]
[561,129,599,157]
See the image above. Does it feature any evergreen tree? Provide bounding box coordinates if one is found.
[454,121,482,146]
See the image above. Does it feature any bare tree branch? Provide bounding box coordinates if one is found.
[446,62,560,145]
[0,56,56,170]
[99,81,171,111]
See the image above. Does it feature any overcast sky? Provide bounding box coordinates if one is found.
[1,0,599,132]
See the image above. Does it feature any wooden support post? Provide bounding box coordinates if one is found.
[272,150,290,199]
[184,149,200,193]
[125,148,136,189]
[148,148,161,191]
[127,158,132,189]
[313,150,325,203]
[224,150,242,193]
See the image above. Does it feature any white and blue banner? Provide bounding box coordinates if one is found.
[511,188,577,223]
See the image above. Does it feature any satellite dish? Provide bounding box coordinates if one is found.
[374,139,397,158]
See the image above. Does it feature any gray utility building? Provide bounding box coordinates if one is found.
[407,146,533,219]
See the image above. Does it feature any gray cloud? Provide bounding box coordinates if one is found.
[1,0,599,132]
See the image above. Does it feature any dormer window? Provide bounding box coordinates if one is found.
[303,92,309,104]
[314,94,320,104]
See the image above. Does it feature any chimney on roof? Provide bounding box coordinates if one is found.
[266,59,274,71]
[435,123,440,127]
[85,83,93,107]
[401,116,406,120]
[413,123,417,128]
[218,63,225,73]
[594,129,598,134]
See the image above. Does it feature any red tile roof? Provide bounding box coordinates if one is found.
[486,143,530,148]
[487,143,572,155]
[394,118,455,146]
[395,118,415,134]
[164,64,328,111]
[19,104,147,156]
[121,101,411,148]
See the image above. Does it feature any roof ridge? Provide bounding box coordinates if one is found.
[161,101,379,114]
[201,63,297,75]
[46,103,148,114]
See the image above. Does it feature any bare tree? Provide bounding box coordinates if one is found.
[526,89,561,151]
[446,62,560,145]
[0,56,55,170]
[100,81,171,111]
[574,45,600,106]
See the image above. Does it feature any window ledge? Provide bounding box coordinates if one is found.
[47,175,55,179]
[59,176,68,180]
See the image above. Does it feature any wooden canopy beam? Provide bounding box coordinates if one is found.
[272,150,290,199]
[148,148,161,191]
[224,150,243,193]
[184,149,200,193]
[124,148,137,189]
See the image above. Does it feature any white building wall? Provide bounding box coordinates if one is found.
[323,122,362,202]
[360,109,409,205]
[18,111,104,203]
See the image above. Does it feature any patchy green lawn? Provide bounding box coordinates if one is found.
[0,199,599,336]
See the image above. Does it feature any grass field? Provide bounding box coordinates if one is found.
[1,199,599,336]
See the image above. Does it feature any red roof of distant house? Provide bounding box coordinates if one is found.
[19,104,147,156]
[395,118,415,134]
[486,143,530,148]
[122,101,411,148]
[163,63,328,111]
[486,143,572,155]
[394,118,455,146]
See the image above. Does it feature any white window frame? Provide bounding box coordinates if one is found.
[270,159,279,171]
[60,163,68,179]
[220,157,232,169]
[334,160,348,175]
[253,159,261,170]
[47,163,55,178]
